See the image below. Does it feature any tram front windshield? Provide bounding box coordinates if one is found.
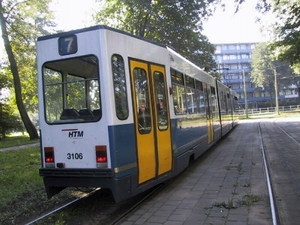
[42,55,101,124]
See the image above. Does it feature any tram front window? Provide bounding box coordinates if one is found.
[42,55,101,124]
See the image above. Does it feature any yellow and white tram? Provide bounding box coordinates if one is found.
[37,25,239,202]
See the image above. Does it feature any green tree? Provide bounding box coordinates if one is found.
[235,0,300,104]
[0,66,23,138]
[209,71,222,81]
[235,0,300,73]
[263,0,300,71]
[251,42,295,106]
[94,0,219,71]
[0,0,54,140]
[0,102,24,138]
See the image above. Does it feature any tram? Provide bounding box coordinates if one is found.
[37,25,239,202]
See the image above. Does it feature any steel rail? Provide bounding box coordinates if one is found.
[274,122,300,148]
[258,123,279,225]
[25,188,100,225]
[110,183,165,225]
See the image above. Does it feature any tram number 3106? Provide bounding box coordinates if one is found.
[67,153,83,160]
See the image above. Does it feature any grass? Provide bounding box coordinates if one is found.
[0,143,75,224]
[213,198,237,209]
[0,135,39,148]
[212,193,259,210]
[241,193,259,206]
[0,147,41,199]
[0,146,44,223]
[239,111,300,120]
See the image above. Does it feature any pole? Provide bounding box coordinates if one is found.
[273,68,279,115]
[243,70,248,118]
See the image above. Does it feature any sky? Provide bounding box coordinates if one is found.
[202,1,270,43]
[49,0,97,31]
[50,0,271,44]
[0,0,270,58]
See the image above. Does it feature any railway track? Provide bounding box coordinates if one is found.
[15,118,300,225]
[258,118,300,225]
[24,184,165,225]
[110,183,165,225]
[25,188,101,225]
[257,123,279,225]
[274,119,300,148]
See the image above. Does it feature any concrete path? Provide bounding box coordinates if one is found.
[0,142,39,152]
[120,119,272,224]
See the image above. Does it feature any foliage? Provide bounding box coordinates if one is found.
[0,66,11,89]
[251,43,273,89]
[0,0,54,112]
[270,0,300,73]
[0,0,55,139]
[0,102,24,137]
[236,0,300,74]
[209,71,222,80]
[251,42,295,105]
[94,0,219,71]
[0,66,22,137]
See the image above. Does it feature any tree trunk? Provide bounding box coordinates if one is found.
[0,1,39,140]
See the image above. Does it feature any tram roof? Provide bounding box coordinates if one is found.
[37,25,166,49]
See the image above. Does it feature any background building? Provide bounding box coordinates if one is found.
[213,43,299,108]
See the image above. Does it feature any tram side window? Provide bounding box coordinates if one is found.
[171,69,186,115]
[233,96,239,112]
[219,91,226,114]
[185,76,197,114]
[195,80,204,113]
[226,93,231,114]
[112,54,129,120]
[210,86,218,115]
[43,55,101,124]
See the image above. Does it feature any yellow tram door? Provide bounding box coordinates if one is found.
[129,60,172,185]
[149,64,172,176]
[204,83,214,144]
